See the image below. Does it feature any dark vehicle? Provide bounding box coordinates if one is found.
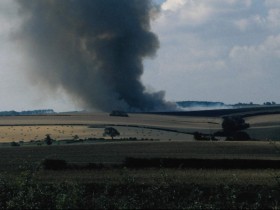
[109,110,129,117]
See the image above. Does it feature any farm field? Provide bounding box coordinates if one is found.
[0,113,221,128]
[0,111,279,172]
[1,140,280,209]
[0,111,280,209]
[0,113,220,142]
[246,114,280,140]
[0,96,274,207]
[0,111,279,142]
[1,141,280,172]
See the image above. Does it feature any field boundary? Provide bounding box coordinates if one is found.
[145,106,280,117]
[124,157,280,169]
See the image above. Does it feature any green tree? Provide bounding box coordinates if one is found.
[221,116,250,140]
[103,127,120,140]
[222,116,249,134]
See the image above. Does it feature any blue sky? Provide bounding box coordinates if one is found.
[0,0,280,111]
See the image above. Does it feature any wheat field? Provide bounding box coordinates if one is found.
[0,112,278,142]
[0,113,219,142]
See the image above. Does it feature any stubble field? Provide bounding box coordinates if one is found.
[0,113,219,142]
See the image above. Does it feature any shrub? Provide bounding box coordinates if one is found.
[0,169,280,209]
[44,134,53,145]
[10,142,20,147]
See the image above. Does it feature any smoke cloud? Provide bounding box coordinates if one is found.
[15,0,176,112]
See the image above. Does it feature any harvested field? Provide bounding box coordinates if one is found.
[245,114,280,140]
[0,113,219,142]
[0,113,221,129]
[246,114,280,126]
[0,111,279,142]
[0,125,103,142]
[0,125,193,143]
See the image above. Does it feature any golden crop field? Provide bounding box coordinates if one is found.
[0,112,278,142]
[0,125,102,142]
[0,113,220,142]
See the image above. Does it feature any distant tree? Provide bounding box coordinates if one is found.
[103,127,120,140]
[45,134,53,145]
[222,116,249,134]
[221,116,251,141]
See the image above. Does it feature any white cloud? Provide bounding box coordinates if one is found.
[161,0,184,11]
[267,9,280,28]
[265,0,280,8]
[229,35,280,76]
[234,18,250,31]
[143,0,280,103]
[233,7,280,32]
[160,0,214,27]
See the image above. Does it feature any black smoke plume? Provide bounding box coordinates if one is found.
[16,0,176,112]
